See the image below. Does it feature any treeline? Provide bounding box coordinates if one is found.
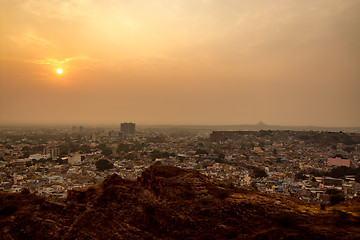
[296,166,360,183]
[297,131,360,146]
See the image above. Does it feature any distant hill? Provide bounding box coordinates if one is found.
[209,130,360,146]
[1,124,359,133]
[1,166,360,239]
[138,124,360,133]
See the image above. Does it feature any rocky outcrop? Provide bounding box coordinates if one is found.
[1,165,360,239]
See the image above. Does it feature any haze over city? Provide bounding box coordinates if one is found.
[1,0,359,127]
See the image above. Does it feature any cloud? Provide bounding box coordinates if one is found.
[24,57,77,65]
[1,0,359,126]
[8,32,54,47]
[19,0,91,20]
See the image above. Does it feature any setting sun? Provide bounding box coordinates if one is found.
[1,0,359,127]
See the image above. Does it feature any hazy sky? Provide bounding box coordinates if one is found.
[1,0,359,126]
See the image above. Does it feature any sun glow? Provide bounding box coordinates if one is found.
[56,68,63,74]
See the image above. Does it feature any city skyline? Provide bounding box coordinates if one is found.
[1,0,359,127]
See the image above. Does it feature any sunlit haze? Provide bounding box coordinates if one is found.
[1,0,359,126]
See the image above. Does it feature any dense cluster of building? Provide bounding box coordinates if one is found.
[1,125,359,205]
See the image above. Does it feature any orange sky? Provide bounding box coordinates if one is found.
[1,0,359,126]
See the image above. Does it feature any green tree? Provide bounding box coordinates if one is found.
[309,169,326,177]
[334,154,345,159]
[21,146,32,152]
[25,161,33,167]
[355,173,360,183]
[343,146,355,152]
[125,152,136,160]
[59,144,70,156]
[295,172,307,180]
[252,167,267,178]
[326,188,345,205]
[95,159,114,171]
[132,141,145,151]
[117,143,130,153]
[69,143,80,153]
[5,144,13,149]
[195,149,208,155]
[329,166,355,179]
[79,144,92,153]
[101,148,113,156]
[33,145,45,152]
[96,143,107,151]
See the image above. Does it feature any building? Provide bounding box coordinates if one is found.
[43,147,60,159]
[323,177,343,187]
[327,157,351,167]
[68,153,82,164]
[28,153,51,160]
[120,122,135,136]
[108,131,124,138]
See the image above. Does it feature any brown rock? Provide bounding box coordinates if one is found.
[1,166,359,240]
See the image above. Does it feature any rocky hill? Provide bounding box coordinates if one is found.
[1,166,359,239]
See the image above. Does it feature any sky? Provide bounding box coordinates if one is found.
[1,0,359,126]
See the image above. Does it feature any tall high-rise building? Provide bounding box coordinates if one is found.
[43,147,59,159]
[120,122,135,136]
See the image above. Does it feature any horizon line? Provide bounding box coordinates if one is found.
[0,122,359,129]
